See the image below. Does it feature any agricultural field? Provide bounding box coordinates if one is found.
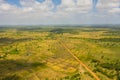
[0,26,120,80]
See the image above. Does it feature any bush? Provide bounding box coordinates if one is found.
[62,73,81,80]
[2,74,23,80]
[9,48,19,54]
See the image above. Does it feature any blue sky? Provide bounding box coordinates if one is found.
[0,0,120,25]
[5,0,21,6]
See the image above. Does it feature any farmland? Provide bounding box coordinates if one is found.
[0,26,120,80]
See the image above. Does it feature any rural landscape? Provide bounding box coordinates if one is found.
[0,26,120,80]
[0,0,120,80]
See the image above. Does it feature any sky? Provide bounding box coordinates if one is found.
[0,0,120,25]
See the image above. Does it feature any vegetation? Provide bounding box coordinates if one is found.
[0,26,120,80]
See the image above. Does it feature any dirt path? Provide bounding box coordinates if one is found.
[58,39,100,80]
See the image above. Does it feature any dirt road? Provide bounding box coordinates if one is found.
[58,39,100,80]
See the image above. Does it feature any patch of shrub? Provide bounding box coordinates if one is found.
[2,74,23,80]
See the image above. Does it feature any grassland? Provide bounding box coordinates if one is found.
[0,26,120,80]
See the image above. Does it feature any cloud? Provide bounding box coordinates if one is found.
[57,0,93,13]
[109,8,120,13]
[97,0,120,10]
[0,0,120,25]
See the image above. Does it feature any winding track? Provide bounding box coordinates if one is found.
[58,39,100,80]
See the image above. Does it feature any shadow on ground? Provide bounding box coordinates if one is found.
[0,59,46,80]
[0,38,33,45]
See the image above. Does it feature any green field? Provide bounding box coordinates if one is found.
[0,26,120,80]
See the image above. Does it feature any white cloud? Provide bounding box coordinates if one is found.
[61,0,75,7]
[76,0,92,9]
[109,8,120,13]
[0,4,11,10]
[97,0,120,10]
[57,0,92,13]
[0,0,120,25]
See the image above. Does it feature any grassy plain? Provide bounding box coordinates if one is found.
[0,26,120,80]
